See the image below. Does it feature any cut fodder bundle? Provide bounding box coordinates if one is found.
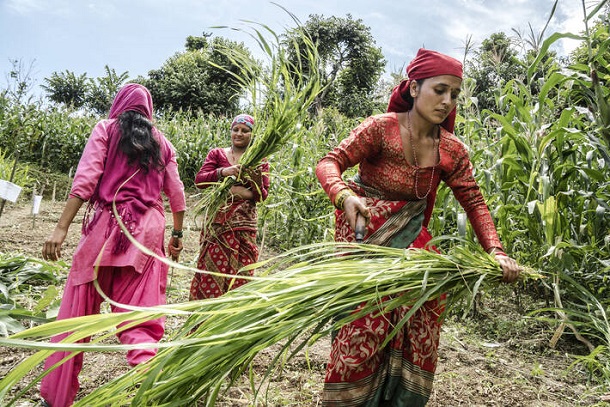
[192,13,323,237]
[0,241,542,406]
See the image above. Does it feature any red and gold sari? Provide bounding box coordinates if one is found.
[190,198,260,299]
[190,147,270,300]
[316,113,502,406]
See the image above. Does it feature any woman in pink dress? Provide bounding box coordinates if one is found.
[316,49,522,406]
[189,114,270,299]
[40,83,186,407]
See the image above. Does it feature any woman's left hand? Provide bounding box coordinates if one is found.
[229,185,254,200]
[494,252,522,283]
[243,166,263,186]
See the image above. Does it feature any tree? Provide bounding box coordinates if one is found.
[87,66,129,115]
[140,34,252,116]
[283,14,385,118]
[41,66,128,114]
[185,33,209,52]
[465,32,526,112]
[4,59,37,104]
[42,70,88,108]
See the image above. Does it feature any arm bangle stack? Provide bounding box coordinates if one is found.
[171,229,183,238]
[334,189,357,210]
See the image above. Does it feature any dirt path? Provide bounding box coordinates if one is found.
[0,199,605,406]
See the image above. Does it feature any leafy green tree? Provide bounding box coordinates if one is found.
[185,33,209,52]
[42,67,129,114]
[283,14,385,118]
[465,32,526,112]
[86,66,129,115]
[42,70,88,108]
[140,34,252,116]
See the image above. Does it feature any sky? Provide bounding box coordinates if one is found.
[0,0,597,97]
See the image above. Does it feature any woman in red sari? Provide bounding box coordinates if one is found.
[190,114,270,299]
[316,48,521,406]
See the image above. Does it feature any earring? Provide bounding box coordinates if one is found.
[410,84,417,98]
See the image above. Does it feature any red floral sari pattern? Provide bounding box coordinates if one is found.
[323,230,445,406]
[189,199,259,300]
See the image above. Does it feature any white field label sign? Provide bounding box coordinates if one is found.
[0,179,22,203]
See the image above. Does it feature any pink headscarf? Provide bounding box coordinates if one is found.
[108,83,154,120]
[94,82,162,211]
[84,83,166,252]
[387,48,463,132]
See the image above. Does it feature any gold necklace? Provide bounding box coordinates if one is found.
[407,112,437,199]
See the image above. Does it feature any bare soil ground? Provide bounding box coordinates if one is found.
[0,198,608,406]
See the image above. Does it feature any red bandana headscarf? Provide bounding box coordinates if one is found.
[387,48,463,133]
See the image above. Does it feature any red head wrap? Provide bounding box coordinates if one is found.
[387,48,463,132]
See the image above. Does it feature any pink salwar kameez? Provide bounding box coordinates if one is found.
[40,84,186,407]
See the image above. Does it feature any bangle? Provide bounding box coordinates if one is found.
[217,168,224,180]
[171,229,183,238]
[334,189,357,210]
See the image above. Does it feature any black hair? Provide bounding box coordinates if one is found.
[118,110,163,173]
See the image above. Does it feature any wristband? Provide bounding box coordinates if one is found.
[334,189,357,210]
[171,229,183,238]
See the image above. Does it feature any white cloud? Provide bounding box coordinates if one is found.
[5,0,48,14]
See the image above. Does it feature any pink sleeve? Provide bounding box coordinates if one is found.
[161,138,186,213]
[69,121,109,201]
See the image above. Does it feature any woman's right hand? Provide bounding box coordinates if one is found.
[42,227,68,261]
[343,196,371,233]
[168,236,183,262]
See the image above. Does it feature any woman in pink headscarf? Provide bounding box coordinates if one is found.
[316,49,521,406]
[40,83,186,407]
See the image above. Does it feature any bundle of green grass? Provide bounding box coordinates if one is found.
[0,242,541,406]
[192,20,322,236]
